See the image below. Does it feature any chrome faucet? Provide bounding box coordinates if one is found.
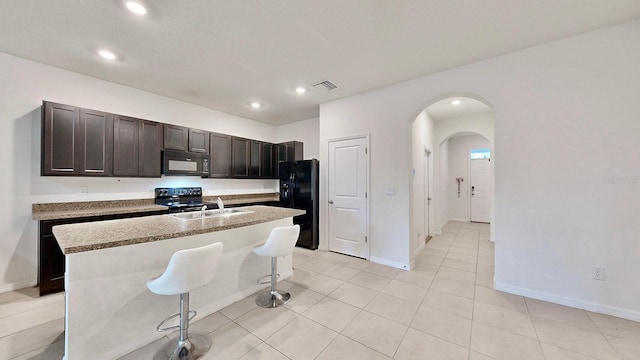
[200,204,207,218]
[216,197,224,214]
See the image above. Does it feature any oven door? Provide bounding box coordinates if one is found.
[162,150,210,176]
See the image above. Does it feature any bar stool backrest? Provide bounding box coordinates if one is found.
[147,242,224,296]
[253,225,300,258]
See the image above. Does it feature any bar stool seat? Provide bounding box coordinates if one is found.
[253,225,300,308]
[147,242,223,360]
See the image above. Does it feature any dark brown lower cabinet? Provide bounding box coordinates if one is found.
[38,209,168,296]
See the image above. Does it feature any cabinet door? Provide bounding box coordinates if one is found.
[262,143,274,178]
[285,141,304,161]
[39,234,65,296]
[42,102,79,175]
[113,115,139,176]
[188,128,210,154]
[79,108,113,176]
[138,120,162,177]
[42,102,113,176]
[163,124,188,151]
[210,133,231,178]
[231,137,250,177]
[249,140,262,177]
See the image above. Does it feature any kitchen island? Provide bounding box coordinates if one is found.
[52,205,304,360]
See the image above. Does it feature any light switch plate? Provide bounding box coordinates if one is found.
[385,186,395,195]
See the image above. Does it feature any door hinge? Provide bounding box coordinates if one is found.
[365,236,368,243]
[365,147,368,154]
[365,191,367,198]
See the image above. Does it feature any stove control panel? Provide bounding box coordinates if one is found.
[155,187,203,198]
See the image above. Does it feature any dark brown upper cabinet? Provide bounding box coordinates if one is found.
[262,143,274,178]
[188,128,210,154]
[283,141,304,161]
[231,137,250,177]
[42,101,113,176]
[138,120,163,177]
[249,140,262,177]
[210,132,232,178]
[163,124,188,151]
[113,115,162,177]
[274,141,303,177]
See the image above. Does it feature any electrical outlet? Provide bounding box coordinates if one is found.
[592,267,604,280]
[79,186,88,195]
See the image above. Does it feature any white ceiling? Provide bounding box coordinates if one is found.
[1,1,639,125]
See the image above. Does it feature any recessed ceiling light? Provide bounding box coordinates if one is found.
[295,87,306,94]
[250,102,262,109]
[451,99,461,106]
[98,49,117,60]
[125,1,147,15]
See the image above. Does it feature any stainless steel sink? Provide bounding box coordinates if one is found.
[170,208,253,220]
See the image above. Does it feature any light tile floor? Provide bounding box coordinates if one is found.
[3,221,640,359]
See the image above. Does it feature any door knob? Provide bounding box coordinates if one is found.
[328,200,334,204]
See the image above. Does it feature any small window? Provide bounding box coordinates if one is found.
[470,148,491,159]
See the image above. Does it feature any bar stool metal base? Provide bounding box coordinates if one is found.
[153,333,211,360]
[255,290,291,308]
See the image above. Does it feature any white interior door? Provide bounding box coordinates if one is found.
[328,137,368,258]
[470,158,490,223]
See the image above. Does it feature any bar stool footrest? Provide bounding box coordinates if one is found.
[156,310,197,332]
[256,273,280,285]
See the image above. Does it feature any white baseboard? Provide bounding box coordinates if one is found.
[448,217,468,222]
[494,280,640,322]
[0,279,37,294]
[412,242,425,258]
[370,256,410,270]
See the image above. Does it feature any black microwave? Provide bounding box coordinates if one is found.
[161,150,210,177]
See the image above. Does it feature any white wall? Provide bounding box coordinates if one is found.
[0,53,282,292]
[320,20,640,320]
[277,117,320,160]
[410,111,435,262]
[437,141,449,232]
[446,135,490,221]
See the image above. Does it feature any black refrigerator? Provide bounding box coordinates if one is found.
[279,159,319,250]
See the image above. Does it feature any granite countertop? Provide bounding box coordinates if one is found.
[52,205,304,254]
[32,193,279,221]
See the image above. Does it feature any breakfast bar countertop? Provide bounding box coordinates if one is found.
[52,205,304,254]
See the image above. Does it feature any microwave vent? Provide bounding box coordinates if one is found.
[313,80,338,91]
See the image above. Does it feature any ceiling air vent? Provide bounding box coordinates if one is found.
[313,80,338,91]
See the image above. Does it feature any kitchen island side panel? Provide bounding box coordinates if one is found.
[63,218,292,360]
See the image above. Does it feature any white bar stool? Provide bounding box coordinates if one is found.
[147,242,223,360]
[253,225,300,308]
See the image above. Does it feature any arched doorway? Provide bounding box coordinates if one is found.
[410,95,494,265]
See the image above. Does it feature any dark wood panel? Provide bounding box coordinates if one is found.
[262,143,274,178]
[231,137,250,177]
[138,120,162,177]
[163,124,188,151]
[249,140,262,177]
[113,115,139,176]
[188,128,210,154]
[80,108,113,176]
[42,102,78,175]
[210,132,231,178]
